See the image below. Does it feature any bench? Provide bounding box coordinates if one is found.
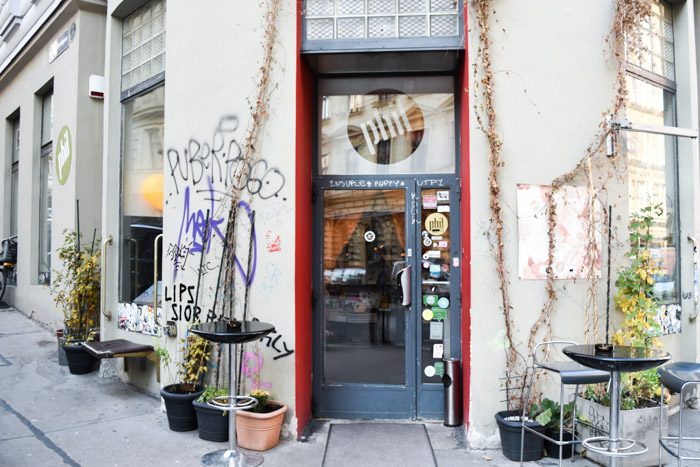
[83,339,160,381]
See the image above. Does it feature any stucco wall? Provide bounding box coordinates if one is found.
[0,2,105,330]
[467,0,699,446]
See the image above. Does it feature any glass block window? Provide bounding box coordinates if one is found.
[121,0,166,92]
[628,0,674,81]
[305,0,459,41]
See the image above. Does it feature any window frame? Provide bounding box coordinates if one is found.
[37,90,53,285]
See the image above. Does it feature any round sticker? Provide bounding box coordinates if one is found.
[364,231,376,242]
[422,261,430,269]
[422,309,434,321]
[425,295,437,305]
[437,297,450,309]
[422,231,430,237]
[423,237,433,247]
[425,213,449,235]
[424,366,436,377]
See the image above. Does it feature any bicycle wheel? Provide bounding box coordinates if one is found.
[0,269,6,302]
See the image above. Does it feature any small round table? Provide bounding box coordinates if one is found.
[563,344,670,467]
[191,320,275,467]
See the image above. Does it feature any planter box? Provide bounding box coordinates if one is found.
[577,397,678,467]
[193,399,228,442]
[160,384,205,432]
[236,401,287,451]
[494,410,545,462]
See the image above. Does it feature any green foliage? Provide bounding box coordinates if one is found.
[612,204,663,349]
[529,398,573,431]
[177,332,210,393]
[50,230,100,343]
[249,388,271,413]
[197,385,229,403]
[583,369,667,410]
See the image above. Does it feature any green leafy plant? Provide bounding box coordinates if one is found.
[50,230,101,343]
[249,388,280,414]
[529,398,574,431]
[154,332,210,393]
[197,385,229,403]
[612,204,663,349]
[583,204,667,409]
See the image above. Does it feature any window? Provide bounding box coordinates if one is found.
[9,115,18,237]
[119,0,165,304]
[121,0,165,92]
[625,0,680,332]
[38,91,53,285]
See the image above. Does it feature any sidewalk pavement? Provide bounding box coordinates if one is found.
[0,306,693,466]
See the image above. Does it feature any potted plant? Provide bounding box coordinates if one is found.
[51,230,101,375]
[530,398,575,459]
[236,388,288,451]
[158,333,209,432]
[495,406,546,462]
[193,385,229,442]
[578,204,674,466]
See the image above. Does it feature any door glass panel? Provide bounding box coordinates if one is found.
[419,188,451,383]
[323,189,406,384]
[319,76,455,175]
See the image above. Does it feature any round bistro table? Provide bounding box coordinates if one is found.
[563,344,670,467]
[191,320,275,467]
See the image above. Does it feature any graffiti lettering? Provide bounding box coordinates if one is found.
[329,179,405,189]
[260,329,294,360]
[166,242,192,271]
[166,115,286,201]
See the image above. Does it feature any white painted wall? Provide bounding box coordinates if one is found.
[467,0,699,445]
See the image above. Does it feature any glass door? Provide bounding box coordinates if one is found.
[313,75,460,419]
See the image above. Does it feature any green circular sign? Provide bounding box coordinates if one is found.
[55,126,72,186]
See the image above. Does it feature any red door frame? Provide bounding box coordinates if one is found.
[294,5,471,437]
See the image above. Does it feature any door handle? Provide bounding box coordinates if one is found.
[100,235,113,320]
[398,265,412,307]
[153,233,163,327]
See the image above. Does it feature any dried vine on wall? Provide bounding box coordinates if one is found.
[471,0,653,408]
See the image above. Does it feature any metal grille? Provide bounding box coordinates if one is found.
[305,0,458,41]
[430,14,457,37]
[121,0,166,92]
[399,15,427,38]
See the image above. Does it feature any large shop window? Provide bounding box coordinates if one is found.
[119,0,165,305]
[625,0,680,333]
[38,92,53,285]
[119,86,164,304]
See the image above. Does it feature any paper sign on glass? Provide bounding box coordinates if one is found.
[429,321,443,340]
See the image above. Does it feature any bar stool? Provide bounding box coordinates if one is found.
[658,362,700,466]
[520,341,610,466]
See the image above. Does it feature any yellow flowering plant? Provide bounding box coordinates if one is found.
[51,230,100,343]
[612,204,663,349]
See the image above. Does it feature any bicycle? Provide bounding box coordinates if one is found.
[0,236,17,302]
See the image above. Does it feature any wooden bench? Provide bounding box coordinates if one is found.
[83,339,160,381]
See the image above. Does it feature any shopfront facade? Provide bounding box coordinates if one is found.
[2,0,700,447]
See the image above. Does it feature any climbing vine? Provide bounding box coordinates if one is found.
[471,0,653,409]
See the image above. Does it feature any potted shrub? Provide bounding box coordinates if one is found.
[193,385,229,442]
[495,408,546,462]
[158,333,209,432]
[578,205,675,466]
[236,389,287,451]
[51,230,101,375]
[530,398,574,459]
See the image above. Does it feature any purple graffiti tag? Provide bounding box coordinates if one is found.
[234,200,257,286]
[174,177,225,279]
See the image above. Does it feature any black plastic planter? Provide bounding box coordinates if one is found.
[544,429,574,459]
[62,343,98,375]
[495,410,546,462]
[193,399,228,442]
[160,384,204,432]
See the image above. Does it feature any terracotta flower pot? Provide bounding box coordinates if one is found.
[236,401,287,451]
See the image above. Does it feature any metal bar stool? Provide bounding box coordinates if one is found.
[658,362,700,466]
[520,341,610,466]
